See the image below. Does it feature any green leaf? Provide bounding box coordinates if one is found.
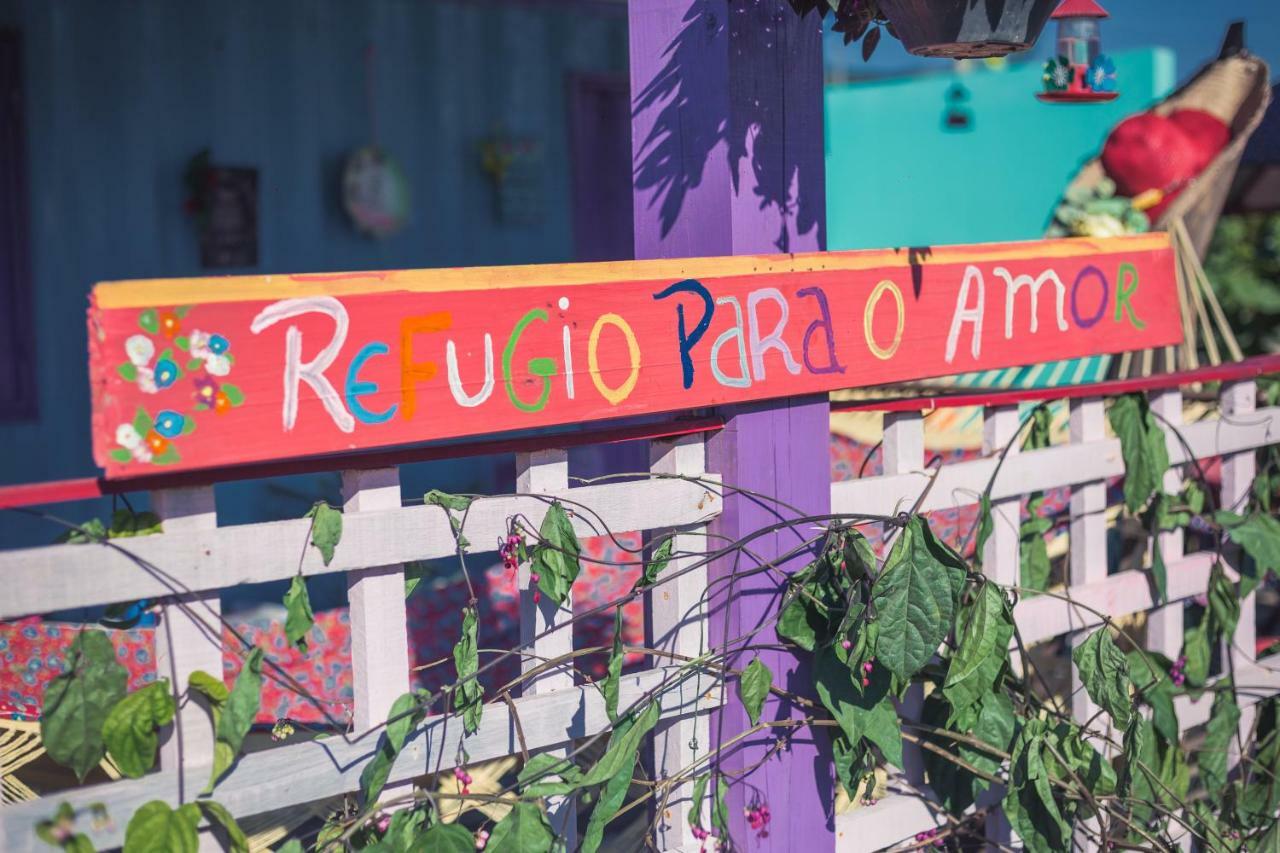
[1201,681,1241,797]
[186,358,203,372]
[603,607,624,723]
[188,670,230,705]
[425,490,474,550]
[360,691,426,804]
[943,638,1007,715]
[36,802,96,852]
[1023,404,1052,451]
[117,363,138,381]
[871,516,956,681]
[582,713,641,853]
[814,646,903,768]
[58,518,107,544]
[1003,721,1071,853]
[198,801,249,853]
[738,657,772,726]
[1126,650,1178,744]
[1149,534,1168,605]
[1216,510,1280,592]
[304,501,343,566]
[633,537,673,592]
[1208,562,1240,640]
[1116,713,1144,800]
[1181,621,1211,688]
[41,630,129,782]
[205,647,263,794]
[138,309,158,334]
[945,582,1013,690]
[580,701,660,788]
[424,489,474,512]
[132,407,153,437]
[777,591,819,652]
[486,802,553,853]
[403,561,428,598]
[417,822,477,853]
[1019,494,1052,595]
[110,448,133,463]
[1108,393,1170,513]
[122,801,200,853]
[688,773,709,830]
[517,753,583,797]
[221,384,245,406]
[973,493,993,567]
[377,807,426,853]
[452,606,483,735]
[1071,627,1131,728]
[102,680,175,778]
[1239,712,1280,829]
[283,574,315,653]
[533,502,581,605]
[710,776,730,837]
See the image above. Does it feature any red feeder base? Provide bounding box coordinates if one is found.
[1037,90,1120,103]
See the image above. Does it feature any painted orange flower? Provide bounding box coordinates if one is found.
[214,390,232,414]
[145,430,169,455]
[159,311,180,338]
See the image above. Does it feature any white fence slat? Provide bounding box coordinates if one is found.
[981,405,1020,848]
[1068,397,1109,739]
[0,477,722,619]
[514,448,576,845]
[1016,551,1222,646]
[981,405,1021,587]
[829,406,1280,518]
[0,666,717,852]
[1146,390,1185,661]
[341,468,411,734]
[1221,380,1259,773]
[647,434,711,850]
[880,412,927,789]
[150,487,221,785]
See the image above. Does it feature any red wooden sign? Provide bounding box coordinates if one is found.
[89,235,1180,477]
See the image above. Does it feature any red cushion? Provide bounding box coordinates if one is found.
[1167,108,1231,172]
[1101,110,1230,220]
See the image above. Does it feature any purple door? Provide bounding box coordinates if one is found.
[568,73,635,262]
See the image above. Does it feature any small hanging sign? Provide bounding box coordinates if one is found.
[341,146,411,240]
[183,151,259,269]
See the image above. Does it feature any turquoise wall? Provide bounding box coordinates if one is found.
[825,48,1177,249]
[0,1,626,557]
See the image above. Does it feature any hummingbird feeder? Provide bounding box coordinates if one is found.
[1037,0,1118,103]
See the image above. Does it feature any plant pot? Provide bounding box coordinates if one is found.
[877,0,1059,59]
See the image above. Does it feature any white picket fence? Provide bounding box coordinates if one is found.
[1,373,1278,852]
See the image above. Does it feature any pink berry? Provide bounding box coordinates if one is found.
[534,591,541,603]
[841,640,852,650]
[862,677,870,687]
[863,661,873,673]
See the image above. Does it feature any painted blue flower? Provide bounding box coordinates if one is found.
[209,333,230,354]
[1086,55,1117,93]
[154,410,185,438]
[155,358,180,388]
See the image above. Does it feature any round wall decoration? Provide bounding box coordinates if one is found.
[341,146,410,239]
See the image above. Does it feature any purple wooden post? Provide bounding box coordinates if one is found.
[630,1,833,849]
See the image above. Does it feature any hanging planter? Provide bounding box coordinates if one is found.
[875,0,1059,59]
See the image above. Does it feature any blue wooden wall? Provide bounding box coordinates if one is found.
[0,0,626,556]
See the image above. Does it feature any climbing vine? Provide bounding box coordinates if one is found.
[24,388,1280,852]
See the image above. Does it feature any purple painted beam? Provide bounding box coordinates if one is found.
[630,0,833,849]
